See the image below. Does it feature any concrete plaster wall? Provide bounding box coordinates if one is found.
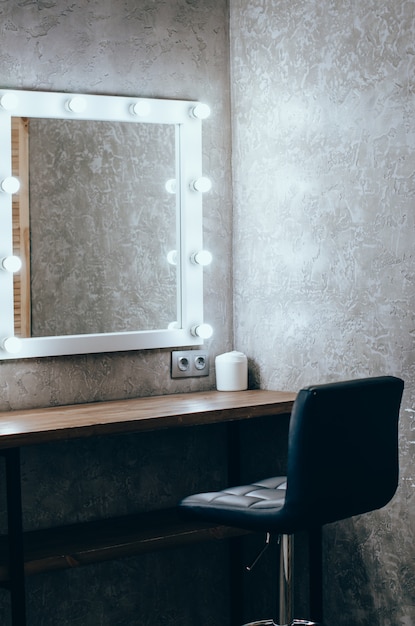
[0,0,414,624]
[0,0,233,410]
[0,2,235,624]
[230,1,415,624]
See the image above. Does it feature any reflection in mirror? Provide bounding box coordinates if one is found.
[11,117,30,338]
[28,119,176,336]
[0,89,211,359]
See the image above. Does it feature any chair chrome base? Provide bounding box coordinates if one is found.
[243,535,323,626]
[244,619,323,626]
[242,535,322,626]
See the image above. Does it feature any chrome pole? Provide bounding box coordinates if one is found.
[279,534,294,625]
[243,533,321,626]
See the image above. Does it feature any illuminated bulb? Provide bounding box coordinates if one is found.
[191,323,213,339]
[1,256,22,273]
[167,250,177,266]
[66,96,87,113]
[165,179,176,194]
[190,103,211,119]
[191,177,212,193]
[1,177,20,194]
[0,93,19,111]
[191,250,212,266]
[2,336,22,355]
[130,100,151,117]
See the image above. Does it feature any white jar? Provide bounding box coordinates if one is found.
[215,351,248,391]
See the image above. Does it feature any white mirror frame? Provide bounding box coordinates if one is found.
[0,89,210,359]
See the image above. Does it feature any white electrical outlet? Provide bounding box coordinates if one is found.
[171,350,209,378]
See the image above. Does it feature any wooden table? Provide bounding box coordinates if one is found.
[0,389,295,626]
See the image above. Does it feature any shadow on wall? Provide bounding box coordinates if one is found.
[248,358,262,389]
[323,515,398,626]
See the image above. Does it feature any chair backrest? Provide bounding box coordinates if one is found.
[284,376,404,529]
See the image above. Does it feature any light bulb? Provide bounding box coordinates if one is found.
[130,101,151,117]
[1,177,20,194]
[165,179,176,194]
[190,103,211,119]
[2,336,22,355]
[168,321,180,330]
[1,256,22,273]
[191,323,213,339]
[191,177,212,193]
[191,250,212,266]
[66,96,87,113]
[167,250,177,266]
[0,93,19,111]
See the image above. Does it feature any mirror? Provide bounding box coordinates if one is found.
[0,89,212,359]
[29,118,177,336]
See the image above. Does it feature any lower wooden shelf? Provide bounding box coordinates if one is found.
[0,508,249,582]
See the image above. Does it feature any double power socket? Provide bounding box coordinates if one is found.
[171,350,209,378]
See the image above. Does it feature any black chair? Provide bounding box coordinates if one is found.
[179,376,404,626]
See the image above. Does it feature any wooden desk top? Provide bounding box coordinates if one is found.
[0,389,296,449]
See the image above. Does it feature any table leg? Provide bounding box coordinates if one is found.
[2,448,26,626]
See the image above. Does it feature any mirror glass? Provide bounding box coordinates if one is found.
[29,118,176,336]
[0,90,209,359]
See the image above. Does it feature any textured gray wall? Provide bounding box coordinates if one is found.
[231,1,415,624]
[1,0,414,624]
[0,0,233,406]
[0,1,235,625]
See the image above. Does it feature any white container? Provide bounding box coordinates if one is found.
[215,351,248,391]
